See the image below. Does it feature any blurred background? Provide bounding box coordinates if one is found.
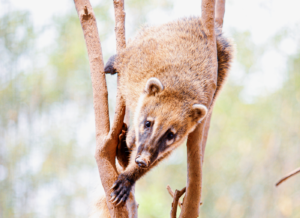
[1,0,300,217]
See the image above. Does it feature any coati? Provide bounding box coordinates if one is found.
[103,17,233,207]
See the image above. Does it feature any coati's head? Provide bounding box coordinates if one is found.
[133,77,208,168]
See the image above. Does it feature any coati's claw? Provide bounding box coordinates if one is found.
[110,182,117,190]
[111,174,133,206]
[116,197,126,206]
[112,196,121,204]
[110,197,115,202]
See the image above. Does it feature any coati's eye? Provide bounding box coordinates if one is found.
[145,121,151,128]
[167,132,175,140]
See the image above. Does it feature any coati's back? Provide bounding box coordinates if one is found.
[114,17,233,110]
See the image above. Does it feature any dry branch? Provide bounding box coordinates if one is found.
[179,120,207,218]
[178,1,218,218]
[112,0,131,126]
[167,185,186,209]
[276,167,300,186]
[169,187,187,218]
[74,0,136,217]
[178,0,227,217]
[201,0,226,160]
[215,0,225,28]
[112,1,138,216]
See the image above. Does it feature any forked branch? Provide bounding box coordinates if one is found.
[74,0,135,217]
[169,186,187,218]
[167,185,186,210]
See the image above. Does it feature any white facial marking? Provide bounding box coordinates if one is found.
[134,94,146,143]
[147,117,154,122]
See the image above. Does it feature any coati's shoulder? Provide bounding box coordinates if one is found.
[111,17,233,109]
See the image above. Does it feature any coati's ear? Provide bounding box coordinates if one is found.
[104,54,118,74]
[191,104,208,123]
[145,77,164,95]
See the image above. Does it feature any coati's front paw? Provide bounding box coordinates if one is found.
[110,174,134,206]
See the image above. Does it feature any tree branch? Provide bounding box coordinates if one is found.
[178,1,218,217]
[74,0,136,217]
[112,1,138,217]
[179,120,206,218]
[201,112,212,162]
[113,0,126,51]
[201,0,226,160]
[276,167,300,187]
[215,0,225,28]
[201,0,216,40]
[167,185,186,209]
[178,0,227,217]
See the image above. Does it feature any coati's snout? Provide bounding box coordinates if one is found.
[133,77,209,168]
[135,154,150,168]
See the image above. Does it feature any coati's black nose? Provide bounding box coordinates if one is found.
[135,157,148,168]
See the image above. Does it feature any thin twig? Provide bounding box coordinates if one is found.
[276,167,300,186]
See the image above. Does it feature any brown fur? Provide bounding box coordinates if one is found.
[99,16,234,211]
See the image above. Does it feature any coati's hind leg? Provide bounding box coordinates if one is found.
[104,55,118,75]
[116,124,136,169]
[116,123,131,170]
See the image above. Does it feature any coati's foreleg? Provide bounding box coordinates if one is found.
[111,148,172,206]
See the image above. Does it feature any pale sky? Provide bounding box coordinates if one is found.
[9,0,300,102]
